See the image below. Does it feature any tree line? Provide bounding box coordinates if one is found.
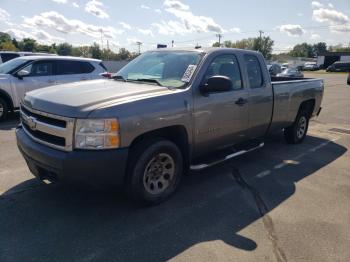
[0,32,138,60]
[213,36,350,60]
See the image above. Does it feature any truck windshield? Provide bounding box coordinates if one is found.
[0,58,31,74]
[115,51,203,88]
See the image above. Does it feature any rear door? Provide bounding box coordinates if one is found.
[55,60,93,84]
[193,53,250,154]
[12,59,57,100]
[243,54,273,139]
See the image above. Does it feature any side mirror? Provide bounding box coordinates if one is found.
[200,76,232,95]
[17,70,30,79]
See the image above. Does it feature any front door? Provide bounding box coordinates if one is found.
[193,54,250,155]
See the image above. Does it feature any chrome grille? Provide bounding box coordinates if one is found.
[20,104,75,151]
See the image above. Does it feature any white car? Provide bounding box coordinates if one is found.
[0,51,57,64]
[0,56,109,121]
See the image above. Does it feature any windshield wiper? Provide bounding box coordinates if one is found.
[128,78,163,86]
[112,75,127,82]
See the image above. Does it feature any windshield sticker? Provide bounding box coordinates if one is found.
[181,65,197,83]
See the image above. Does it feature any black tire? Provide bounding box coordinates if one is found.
[127,139,183,205]
[0,97,9,122]
[284,109,309,144]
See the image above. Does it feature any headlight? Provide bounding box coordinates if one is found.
[74,119,120,150]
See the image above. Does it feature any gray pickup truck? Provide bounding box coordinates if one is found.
[16,48,324,204]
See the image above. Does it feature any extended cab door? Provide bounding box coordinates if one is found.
[11,60,56,100]
[193,54,250,155]
[243,54,273,139]
[55,60,93,84]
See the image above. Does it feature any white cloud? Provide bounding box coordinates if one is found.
[310,33,321,39]
[85,0,109,19]
[127,37,141,45]
[5,28,64,44]
[331,24,350,34]
[52,0,67,3]
[23,11,123,40]
[140,5,151,10]
[152,20,188,35]
[297,13,303,17]
[138,28,154,37]
[328,3,334,8]
[311,1,324,9]
[155,9,162,14]
[119,22,132,30]
[72,2,79,8]
[162,0,223,34]
[229,27,241,33]
[313,8,348,24]
[279,24,306,36]
[0,8,10,21]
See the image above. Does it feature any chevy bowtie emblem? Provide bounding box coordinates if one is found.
[27,116,37,131]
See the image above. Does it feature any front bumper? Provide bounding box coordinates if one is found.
[16,126,129,189]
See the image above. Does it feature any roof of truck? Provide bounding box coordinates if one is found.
[148,47,261,55]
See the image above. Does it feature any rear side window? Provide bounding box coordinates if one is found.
[56,60,94,75]
[244,55,264,89]
[1,53,20,63]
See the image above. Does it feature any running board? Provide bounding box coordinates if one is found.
[190,142,264,171]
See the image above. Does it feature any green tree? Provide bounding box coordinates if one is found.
[289,43,314,58]
[116,48,131,60]
[0,41,17,51]
[90,43,102,59]
[21,38,37,52]
[56,42,73,56]
[312,42,327,56]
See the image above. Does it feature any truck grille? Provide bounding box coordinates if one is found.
[20,104,75,151]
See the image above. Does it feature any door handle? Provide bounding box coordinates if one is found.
[235,98,248,106]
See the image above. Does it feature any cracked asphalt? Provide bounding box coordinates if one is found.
[0,72,350,262]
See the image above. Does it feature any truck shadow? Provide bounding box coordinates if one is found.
[0,134,346,262]
[0,112,20,130]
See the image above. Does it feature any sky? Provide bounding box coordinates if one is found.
[0,0,349,53]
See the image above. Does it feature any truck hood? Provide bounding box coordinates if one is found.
[23,79,176,118]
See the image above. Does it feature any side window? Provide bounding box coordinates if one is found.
[81,62,95,73]
[204,55,243,90]
[1,53,20,63]
[56,60,84,75]
[244,55,264,89]
[22,61,53,76]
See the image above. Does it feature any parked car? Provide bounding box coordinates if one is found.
[277,68,304,78]
[326,61,350,72]
[0,56,109,121]
[347,73,350,85]
[16,48,324,205]
[281,63,289,71]
[0,51,57,64]
[303,62,319,71]
[267,63,282,76]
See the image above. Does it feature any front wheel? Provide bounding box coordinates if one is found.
[0,98,9,122]
[127,139,183,205]
[284,110,309,144]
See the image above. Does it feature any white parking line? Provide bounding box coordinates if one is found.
[255,137,341,179]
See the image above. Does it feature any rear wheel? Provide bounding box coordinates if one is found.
[0,97,9,122]
[127,139,183,205]
[284,110,309,144]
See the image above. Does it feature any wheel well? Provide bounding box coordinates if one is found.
[128,126,190,168]
[0,90,14,111]
[299,99,315,118]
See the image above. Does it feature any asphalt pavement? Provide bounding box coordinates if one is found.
[0,72,349,262]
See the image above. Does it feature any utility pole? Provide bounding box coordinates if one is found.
[258,30,264,52]
[136,41,142,55]
[216,33,223,47]
[172,40,174,48]
[100,29,104,49]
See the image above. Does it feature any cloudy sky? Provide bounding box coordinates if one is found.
[0,0,349,53]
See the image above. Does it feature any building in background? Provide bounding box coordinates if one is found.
[317,52,350,69]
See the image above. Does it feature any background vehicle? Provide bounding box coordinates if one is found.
[267,63,282,76]
[0,56,109,121]
[277,68,304,78]
[0,51,57,64]
[303,62,319,71]
[348,73,350,85]
[16,48,324,204]
[281,63,289,71]
[326,61,350,72]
